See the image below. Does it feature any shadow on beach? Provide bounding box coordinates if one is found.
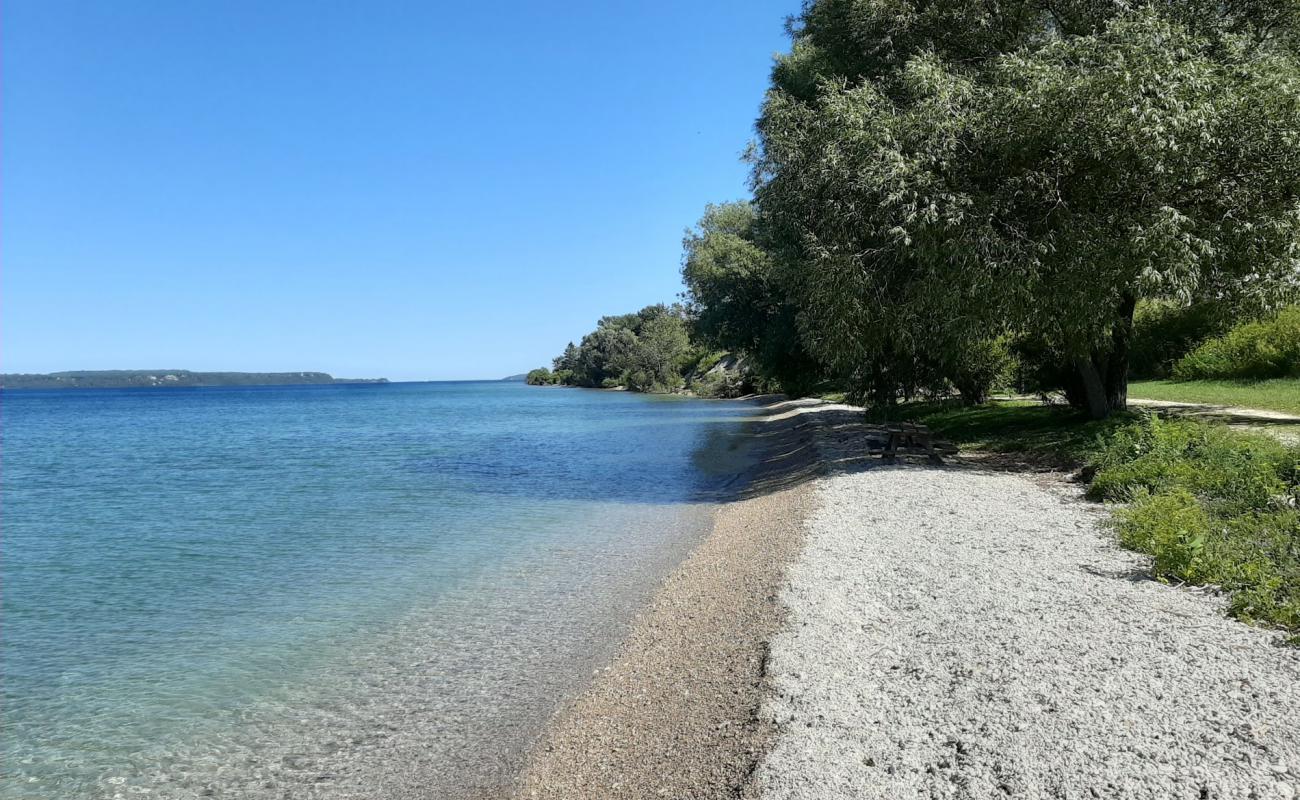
[693,397,891,502]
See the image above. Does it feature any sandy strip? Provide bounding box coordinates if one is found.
[512,479,814,798]
[754,467,1300,799]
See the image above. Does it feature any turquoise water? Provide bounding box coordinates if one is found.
[2,381,755,798]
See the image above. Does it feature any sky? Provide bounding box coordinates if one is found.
[2,0,797,381]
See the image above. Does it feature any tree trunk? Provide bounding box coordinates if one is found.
[1074,292,1138,420]
[1075,356,1111,420]
[1105,292,1137,413]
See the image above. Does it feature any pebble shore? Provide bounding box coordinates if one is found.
[515,399,1300,799]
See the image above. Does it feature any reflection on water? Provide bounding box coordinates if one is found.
[2,382,757,798]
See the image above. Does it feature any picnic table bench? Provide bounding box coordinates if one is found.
[879,422,951,465]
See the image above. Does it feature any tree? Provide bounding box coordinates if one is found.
[754,0,1300,417]
[552,342,580,374]
[681,202,826,395]
[525,367,555,385]
[620,313,692,392]
[570,325,637,387]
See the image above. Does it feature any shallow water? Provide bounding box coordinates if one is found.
[2,381,756,798]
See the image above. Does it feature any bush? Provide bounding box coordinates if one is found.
[949,337,1016,406]
[1115,489,1213,582]
[1088,415,1295,515]
[1115,494,1299,630]
[1172,306,1300,381]
[691,369,747,399]
[1090,414,1300,637]
[1219,511,1300,630]
[1129,300,1233,379]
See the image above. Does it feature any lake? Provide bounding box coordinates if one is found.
[2,381,756,798]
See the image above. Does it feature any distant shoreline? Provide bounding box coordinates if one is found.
[0,370,388,390]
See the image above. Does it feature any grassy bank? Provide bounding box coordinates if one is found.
[875,400,1136,467]
[858,399,1299,640]
[1128,379,1300,415]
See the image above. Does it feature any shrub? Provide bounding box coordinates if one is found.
[689,350,726,377]
[949,337,1016,406]
[1115,494,1299,630]
[1218,511,1300,630]
[1088,415,1294,515]
[1129,300,1233,379]
[1172,306,1300,381]
[1115,489,1213,582]
[1090,414,1300,637]
[691,369,747,399]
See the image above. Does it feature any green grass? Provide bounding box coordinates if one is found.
[1129,378,1300,415]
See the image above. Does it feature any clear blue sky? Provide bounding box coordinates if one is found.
[2,0,796,380]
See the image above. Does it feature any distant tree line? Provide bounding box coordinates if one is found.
[527,305,750,397]
[534,0,1300,417]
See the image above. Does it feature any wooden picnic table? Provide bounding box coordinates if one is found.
[881,422,948,465]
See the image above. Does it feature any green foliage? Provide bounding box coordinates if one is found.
[688,350,726,376]
[546,305,701,394]
[525,367,556,386]
[1173,307,1300,381]
[1129,300,1236,379]
[570,325,638,388]
[1090,414,1300,634]
[619,313,692,392]
[1088,415,1295,513]
[1115,489,1215,582]
[751,0,1300,418]
[948,337,1016,406]
[680,202,826,395]
[553,342,581,374]
[1219,511,1300,631]
[689,370,744,399]
[1114,492,1300,634]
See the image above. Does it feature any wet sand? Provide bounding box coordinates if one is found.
[513,481,813,799]
[511,398,850,798]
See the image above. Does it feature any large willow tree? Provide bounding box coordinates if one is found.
[754,0,1300,417]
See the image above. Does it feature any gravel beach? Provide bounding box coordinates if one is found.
[516,399,1300,799]
[754,466,1300,800]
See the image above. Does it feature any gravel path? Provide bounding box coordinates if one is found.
[753,467,1300,800]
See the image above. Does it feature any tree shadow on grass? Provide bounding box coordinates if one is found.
[880,400,1137,473]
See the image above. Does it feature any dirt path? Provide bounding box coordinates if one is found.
[1126,397,1300,443]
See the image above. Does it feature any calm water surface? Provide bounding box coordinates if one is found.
[2,381,756,798]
